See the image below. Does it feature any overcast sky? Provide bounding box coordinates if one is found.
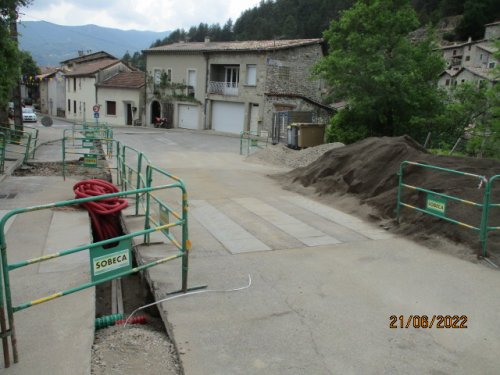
[19,0,262,32]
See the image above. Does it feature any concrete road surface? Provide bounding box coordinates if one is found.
[115,128,500,375]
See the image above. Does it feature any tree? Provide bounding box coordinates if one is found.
[314,0,445,143]
[0,1,32,124]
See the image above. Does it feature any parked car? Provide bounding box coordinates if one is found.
[22,107,37,122]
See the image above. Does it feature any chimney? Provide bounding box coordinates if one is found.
[204,37,210,44]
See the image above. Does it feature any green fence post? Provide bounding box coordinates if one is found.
[396,162,405,223]
[23,134,32,163]
[136,153,143,215]
[479,178,491,258]
[181,183,189,293]
[143,166,152,245]
[62,136,66,180]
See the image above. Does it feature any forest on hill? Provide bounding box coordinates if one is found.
[149,0,499,47]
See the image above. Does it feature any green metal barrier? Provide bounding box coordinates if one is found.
[396,161,495,256]
[240,130,268,156]
[22,126,39,159]
[0,182,191,367]
[0,132,5,173]
[481,175,500,257]
[119,145,152,215]
[62,131,118,180]
[0,127,33,164]
[144,165,191,292]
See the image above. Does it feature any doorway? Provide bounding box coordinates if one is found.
[126,103,133,125]
[151,100,161,124]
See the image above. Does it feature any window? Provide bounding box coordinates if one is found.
[480,54,483,60]
[187,69,196,96]
[73,100,76,114]
[445,79,450,86]
[106,101,116,116]
[468,45,471,51]
[452,49,457,56]
[489,62,496,69]
[73,78,77,92]
[465,56,470,61]
[246,64,257,86]
[153,69,162,85]
[68,99,71,112]
[278,66,290,80]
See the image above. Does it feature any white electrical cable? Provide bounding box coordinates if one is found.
[123,274,252,328]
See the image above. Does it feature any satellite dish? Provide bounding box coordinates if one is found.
[41,116,53,127]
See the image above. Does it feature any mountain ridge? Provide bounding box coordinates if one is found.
[18,21,170,66]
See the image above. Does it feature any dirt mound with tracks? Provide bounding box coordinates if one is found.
[278,136,500,258]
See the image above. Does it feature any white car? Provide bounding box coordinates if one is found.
[22,107,37,122]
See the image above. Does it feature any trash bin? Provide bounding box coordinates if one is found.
[287,125,298,149]
[296,123,325,148]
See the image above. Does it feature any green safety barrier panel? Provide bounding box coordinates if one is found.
[396,161,499,257]
[62,129,118,180]
[119,145,152,215]
[240,130,268,156]
[0,126,34,164]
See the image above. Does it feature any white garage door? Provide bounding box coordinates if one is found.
[212,101,245,133]
[178,104,199,130]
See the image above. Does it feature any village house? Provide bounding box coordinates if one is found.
[438,21,499,89]
[143,38,331,134]
[96,71,145,126]
[37,68,66,117]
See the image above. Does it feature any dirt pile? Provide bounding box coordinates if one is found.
[282,136,500,257]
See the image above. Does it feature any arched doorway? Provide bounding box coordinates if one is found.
[151,100,161,124]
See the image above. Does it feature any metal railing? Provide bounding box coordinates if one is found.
[0,127,34,164]
[208,81,239,96]
[396,161,499,257]
[240,130,268,156]
[62,129,118,179]
[119,145,152,215]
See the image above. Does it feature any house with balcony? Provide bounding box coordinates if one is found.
[143,39,331,134]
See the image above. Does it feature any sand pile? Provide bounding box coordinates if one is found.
[282,136,500,256]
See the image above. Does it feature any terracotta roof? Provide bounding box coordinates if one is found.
[98,71,145,89]
[145,39,322,54]
[64,59,120,77]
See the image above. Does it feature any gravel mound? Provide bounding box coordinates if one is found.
[279,136,500,256]
[246,142,345,168]
[92,325,180,375]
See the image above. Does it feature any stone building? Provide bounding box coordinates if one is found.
[143,39,332,134]
[438,21,499,89]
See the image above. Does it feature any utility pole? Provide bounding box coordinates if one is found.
[9,7,23,132]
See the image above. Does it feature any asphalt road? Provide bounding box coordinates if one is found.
[115,127,500,375]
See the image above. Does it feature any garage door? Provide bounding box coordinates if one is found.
[212,102,245,133]
[178,104,199,130]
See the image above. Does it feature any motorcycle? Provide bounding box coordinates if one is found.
[154,117,170,128]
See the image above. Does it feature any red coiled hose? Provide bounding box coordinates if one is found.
[73,179,128,243]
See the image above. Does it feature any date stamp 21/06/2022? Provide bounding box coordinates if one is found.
[390,315,468,329]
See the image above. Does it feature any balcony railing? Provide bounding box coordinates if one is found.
[209,81,239,96]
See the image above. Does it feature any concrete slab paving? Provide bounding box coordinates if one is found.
[233,197,342,246]
[115,128,500,375]
[190,200,271,254]
[0,175,95,375]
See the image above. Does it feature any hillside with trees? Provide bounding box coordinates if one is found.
[150,0,500,47]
